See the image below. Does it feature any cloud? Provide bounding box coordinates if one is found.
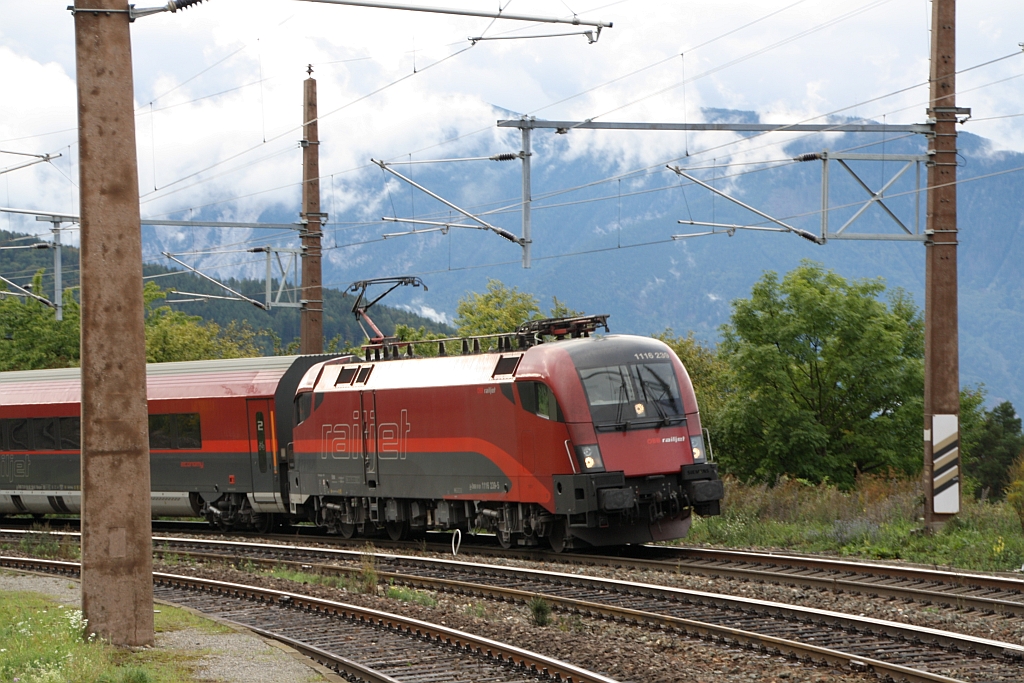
[3,0,1022,268]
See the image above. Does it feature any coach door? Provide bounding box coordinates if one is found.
[246,399,276,504]
[360,391,378,489]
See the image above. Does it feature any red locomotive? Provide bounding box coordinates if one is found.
[289,313,723,550]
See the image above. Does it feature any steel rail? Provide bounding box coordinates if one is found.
[0,555,619,683]
[150,549,974,683]
[142,541,1024,658]
[9,532,1024,681]
[6,525,1024,615]
[143,537,1024,681]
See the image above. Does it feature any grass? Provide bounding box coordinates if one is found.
[18,525,80,561]
[384,583,437,607]
[463,602,492,620]
[0,591,225,683]
[684,474,1024,572]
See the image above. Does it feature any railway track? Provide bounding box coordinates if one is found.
[0,555,618,683]
[11,530,1024,683]
[7,528,1024,681]
[10,522,1024,618]
[163,522,1024,619]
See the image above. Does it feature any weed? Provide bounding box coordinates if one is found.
[684,475,1024,572]
[557,614,586,633]
[385,582,437,607]
[19,526,79,560]
[360,543,379,596]
[464,602,492,620]
[528,596,551,627]
[235,558,256,573]
[98,665,153,683]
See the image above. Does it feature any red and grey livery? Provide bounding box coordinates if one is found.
[0,315,723,549]
[291,316,723,549]
[0,355,328,532]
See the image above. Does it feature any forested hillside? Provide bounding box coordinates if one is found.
[0,229,451,354]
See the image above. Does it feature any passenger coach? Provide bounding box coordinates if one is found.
[0,356,329,531]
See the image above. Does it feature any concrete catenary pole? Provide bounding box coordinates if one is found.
[924,0,961,529]
[300,66,323,354]
[73,0,154,645]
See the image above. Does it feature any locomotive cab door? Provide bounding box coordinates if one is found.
[246,399,277,509]
[360,391,378,489]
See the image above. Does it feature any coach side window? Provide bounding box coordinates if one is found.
[29,418,58,451]
[9,419,30,450]
[147,414,202,450]
[59,417,81,450]
[177,414,201,449]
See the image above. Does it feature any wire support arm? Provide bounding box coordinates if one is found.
[470,27,602,44]
[294,0,612,28]
[373,159,524,245]
[0,152,62,177]
[0,275,55,308]
[668,166,825,244]
[381,216,483,238]
[161,252,268,309]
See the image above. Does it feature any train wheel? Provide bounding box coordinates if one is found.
[547,520,567,553]
[216,517,235,533]
[253,514,274,534]
[497,529,514,549]
[339,522,357,539]
[386,520,409,541]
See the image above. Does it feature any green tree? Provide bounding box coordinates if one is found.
[653,330,731,437]
[716,261,924,488]
[964,400,1024,499]
[143,282,262,362]
[0,270,81,371]
[454,280,543,337]
[453,281,584,350]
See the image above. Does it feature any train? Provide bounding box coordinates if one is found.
[0,314,723,550]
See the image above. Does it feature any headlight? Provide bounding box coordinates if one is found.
[689,434,706,463]
[574,444,605,472]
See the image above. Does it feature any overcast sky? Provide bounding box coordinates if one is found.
[2,0,1023,238]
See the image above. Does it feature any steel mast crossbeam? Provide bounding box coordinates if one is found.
[794,151,930,242]
[497,119,931,133]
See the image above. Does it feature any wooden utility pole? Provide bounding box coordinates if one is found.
[73,0,154,645]
[300,66,324,354]
[924,0,964,529]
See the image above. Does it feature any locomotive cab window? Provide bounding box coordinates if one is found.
[294,391,312,426]
[579,361,685,429]
[517,381,564,422]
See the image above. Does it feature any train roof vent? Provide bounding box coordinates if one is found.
[492,355,522,378]
[355,366,373,384]
[336,366,358,386]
